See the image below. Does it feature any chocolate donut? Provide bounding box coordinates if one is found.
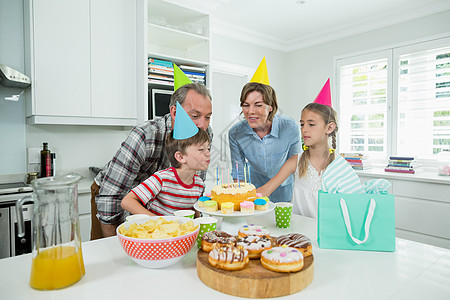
[201,230,236,252]
[237,235,272,259]
[276,233,312,257]
[208,243,249,271]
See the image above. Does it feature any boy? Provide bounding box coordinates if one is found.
[121,128,210,216]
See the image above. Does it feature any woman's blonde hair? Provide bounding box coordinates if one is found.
[297,103,338,178]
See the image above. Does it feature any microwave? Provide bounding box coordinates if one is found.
[148,88,173,119]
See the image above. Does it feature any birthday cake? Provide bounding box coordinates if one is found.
[211,183,257,211]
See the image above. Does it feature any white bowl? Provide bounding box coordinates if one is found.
[125,214,151,222]
[117,216,199,268]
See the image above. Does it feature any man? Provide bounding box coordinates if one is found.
[91,83,212,239]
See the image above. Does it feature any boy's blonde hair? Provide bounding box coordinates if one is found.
[298,103,338,178]
[165,129,210,168]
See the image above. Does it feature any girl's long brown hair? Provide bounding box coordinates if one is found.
[297,103,338,178]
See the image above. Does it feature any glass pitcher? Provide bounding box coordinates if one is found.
[16,174,85,290]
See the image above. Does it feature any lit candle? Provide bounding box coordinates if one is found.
[248,163,251,183]
[236,161,240,187]
[216,165,219,185]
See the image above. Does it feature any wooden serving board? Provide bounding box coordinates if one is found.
[196,238,314,298]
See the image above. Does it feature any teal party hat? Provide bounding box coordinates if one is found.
[173,102,199,140]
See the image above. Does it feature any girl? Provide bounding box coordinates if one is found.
[256,102,363,217]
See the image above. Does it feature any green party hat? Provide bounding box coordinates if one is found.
[174,64,193,91]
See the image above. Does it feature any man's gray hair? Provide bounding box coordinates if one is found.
[169,83,212,107]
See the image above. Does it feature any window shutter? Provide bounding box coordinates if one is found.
[397,46,450,156]
[338,58,389,156]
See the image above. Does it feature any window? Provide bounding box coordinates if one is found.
[338,56,389,157]
[336,36,450,160]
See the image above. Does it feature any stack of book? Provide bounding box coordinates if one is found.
[148,58,174,86]
[179,65,206,85]
[340,153,372,170]
[385,156,415,174]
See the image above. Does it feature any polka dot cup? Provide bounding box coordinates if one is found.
[194,216,218,248]
[275,202,293,228]
[173,210,195,219]
[117,216,199,268]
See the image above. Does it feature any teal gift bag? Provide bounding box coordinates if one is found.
[317,191,395,252]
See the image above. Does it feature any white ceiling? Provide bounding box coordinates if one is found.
[165,0,450,52]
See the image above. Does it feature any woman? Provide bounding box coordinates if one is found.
[229,81,301,203]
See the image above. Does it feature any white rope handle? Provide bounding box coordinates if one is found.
[340,198,376,245]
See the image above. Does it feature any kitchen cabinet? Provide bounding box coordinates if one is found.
[358,170,450,249]
[24,0,147,126]
[78,192,91,243]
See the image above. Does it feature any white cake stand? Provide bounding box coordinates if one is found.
[193,202,275,235]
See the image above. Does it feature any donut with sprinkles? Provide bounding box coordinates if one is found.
[260,246,304,273]
[238,224,270,238]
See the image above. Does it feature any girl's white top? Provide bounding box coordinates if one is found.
[291,159,323,218]
[291,155,364,218]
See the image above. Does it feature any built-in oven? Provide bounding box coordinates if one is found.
[0,182,33,259]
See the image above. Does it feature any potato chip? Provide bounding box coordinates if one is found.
[119,217,198,239]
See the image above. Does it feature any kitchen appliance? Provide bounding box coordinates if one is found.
[0,64,31,88]
[0,182,33,259]
[149,88,172,119]
[16,174,85,290]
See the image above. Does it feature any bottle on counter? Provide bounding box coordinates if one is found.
[40,142,52,178]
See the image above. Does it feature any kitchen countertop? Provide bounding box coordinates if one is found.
[1,212,449,299]
[356,166,450,184]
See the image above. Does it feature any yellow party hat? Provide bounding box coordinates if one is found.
[250,57,270,85]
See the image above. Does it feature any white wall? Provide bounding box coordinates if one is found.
[0,0,27,175]
[26,125,130,177]
[284,9,450,122]
[211,34,289,114]
[211,10,450,124]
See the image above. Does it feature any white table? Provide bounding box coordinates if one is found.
[1,212,449,299]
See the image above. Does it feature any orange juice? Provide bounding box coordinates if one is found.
[29,246,85,290]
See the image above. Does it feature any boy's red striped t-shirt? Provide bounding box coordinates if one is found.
[131,167,204,215]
